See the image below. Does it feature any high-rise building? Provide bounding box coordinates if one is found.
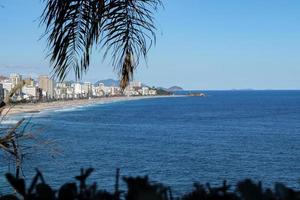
[10,73,22,96]
[22,85,38,100]
[0,83,4,101]
[83,82,92,97]
[142,87,149,96]
[73,82,83,98]
[38,75,54,99]
[1,80,13,96]
[26,78,35,87]
[130,81,142,88]
[10,73,22,87]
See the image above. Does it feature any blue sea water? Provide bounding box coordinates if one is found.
[1,91,300,195]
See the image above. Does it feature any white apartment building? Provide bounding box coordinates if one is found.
[10,73,22,87]
[10,73,22,97]
[83,82,92,97]
[54,87,67,99]
[1,80,13,97]
[130,81,142,88]
[66,86,74,99]
[142,87,149,96]
[149,89,157,96]
[109,87,120,96]
[123,86,139,96]
[98,83,110,95]
[22,85,38,100]
[73,83,84,98]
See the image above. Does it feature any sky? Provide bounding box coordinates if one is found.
[1,0,300,90]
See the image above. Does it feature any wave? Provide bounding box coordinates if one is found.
[52,101,114,113]
[0,119,20,125]
[53,107,82,113]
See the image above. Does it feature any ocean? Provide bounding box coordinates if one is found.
[1,90,300,195]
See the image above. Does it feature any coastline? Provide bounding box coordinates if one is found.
[2,95,173,117]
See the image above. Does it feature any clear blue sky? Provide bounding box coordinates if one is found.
[1,0,300,90]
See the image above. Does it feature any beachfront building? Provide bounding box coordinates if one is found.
[83,82,92,98]
[10,73,22,87]
[1,80,13,97]
[66,85,74,99]
[54,85,67,99]
[123,85,139,96]
[25,78,35,87]
[39,75,54,99]
[124,80,143,96]
[130,81,142,88]
[55,82,71,99]
[73,82,84,98]
[0,74,159,100]
[22,85,39,101]
[142,87,149,96]
[20,77,39,101]
[93,85,105,97]
[10,73,23,97]
[109,86,121,96]
[97,83,110,96]
[149,89,157,96]
[0,83,4,101]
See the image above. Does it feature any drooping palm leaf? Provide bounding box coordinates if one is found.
[41,0,161,89]
[41,0,105,81]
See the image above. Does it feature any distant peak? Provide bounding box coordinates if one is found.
[95,79,120,87]
[167,86,184,91]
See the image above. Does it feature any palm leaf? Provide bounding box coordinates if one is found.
[41,0,161,89]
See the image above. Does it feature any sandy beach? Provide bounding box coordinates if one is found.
[2,96,168,117]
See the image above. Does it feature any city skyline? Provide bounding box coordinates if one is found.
[0,73,159,102]
[0,72,159,88]
[1,1,300,90]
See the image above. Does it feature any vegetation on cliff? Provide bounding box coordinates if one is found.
[1,169,299,200]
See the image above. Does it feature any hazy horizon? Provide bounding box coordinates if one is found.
[1,72,300,91]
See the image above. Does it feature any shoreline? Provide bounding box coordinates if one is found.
[2,95,174,117]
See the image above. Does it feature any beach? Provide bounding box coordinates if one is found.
[1,96,165,116]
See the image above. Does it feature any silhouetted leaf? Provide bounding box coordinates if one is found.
[5,173,26,197]
[36,183,54,200]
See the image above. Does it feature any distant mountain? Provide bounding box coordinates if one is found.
[95,79,120,87]
[156,88,173,95]
[95,79,150,87]
[156,87,168,91]
[94,79,182,92]
[167,86,183,92]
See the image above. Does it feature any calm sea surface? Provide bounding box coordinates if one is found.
[1,91,300,194]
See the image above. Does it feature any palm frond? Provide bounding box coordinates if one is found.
[41,0,105,81]
[102,0,161,89]
[41,0,161,89]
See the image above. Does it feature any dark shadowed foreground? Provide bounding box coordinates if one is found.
[1,168,300,200]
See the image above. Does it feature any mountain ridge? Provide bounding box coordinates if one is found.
[167,86,183,91]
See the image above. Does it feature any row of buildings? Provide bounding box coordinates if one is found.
[0,74,157,102]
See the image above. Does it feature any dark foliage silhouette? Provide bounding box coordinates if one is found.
[1,169,300,200]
